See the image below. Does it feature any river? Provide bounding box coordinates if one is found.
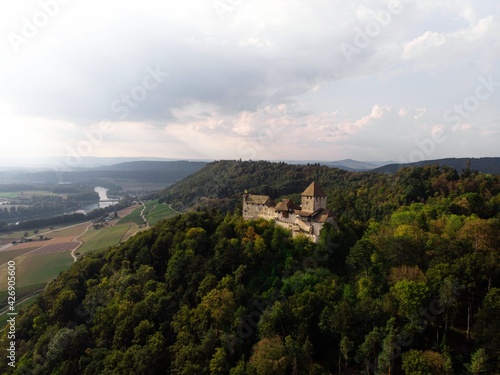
[68,187,120,214]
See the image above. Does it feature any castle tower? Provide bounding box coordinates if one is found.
[301,182,327,213]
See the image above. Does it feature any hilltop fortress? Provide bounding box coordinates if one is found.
[242,182,335,242]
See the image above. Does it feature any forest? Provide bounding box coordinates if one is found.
[1,162,499,374]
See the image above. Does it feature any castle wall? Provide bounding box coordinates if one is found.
[301,196,327,212]
[243,203,266,220]
[243,183,329,243]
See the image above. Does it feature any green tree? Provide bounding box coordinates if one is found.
[401,350,450,375]
[250,336,290,375]
[347,238,376,276]
[467,348,489,375]
[391,280,429,320]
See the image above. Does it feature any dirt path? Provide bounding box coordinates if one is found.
[71,222,93,262]
[167,204,181,214]
[140,201,148,227]
[0,245,50,268]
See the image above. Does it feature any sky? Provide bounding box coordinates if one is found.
[0,0,499,168]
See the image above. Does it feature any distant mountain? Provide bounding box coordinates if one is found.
[321,159,394,171]
[373,157,500,174]
[0,161,207,186]
[98,160,207,172]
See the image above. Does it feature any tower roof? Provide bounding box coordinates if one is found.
[301,182,327,197]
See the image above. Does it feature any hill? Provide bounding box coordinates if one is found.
[2,163,499,373]
[158,160,385,217]
[97,160,206,172]
[159,160,500,223]
[321,159,393,171]
[0,161,207,186]
[373,157,500,174]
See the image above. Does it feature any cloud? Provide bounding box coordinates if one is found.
[0,0,499,162]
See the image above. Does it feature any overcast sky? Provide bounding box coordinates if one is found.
[0,0,499,166]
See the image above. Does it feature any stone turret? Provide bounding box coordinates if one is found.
[300,182,327,213]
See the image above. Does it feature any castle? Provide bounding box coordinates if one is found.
[242,182,335,242]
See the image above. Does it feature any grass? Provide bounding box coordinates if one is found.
[0,190,59,200]
[117,200,178,226]
[0,247,41,266]
[118,206,145,225]
[47,222,91,238]
[0,192,19,199]
[148,203,178,226]
[78,224,134,254]
[21,190,58,196]
[0,252,73,291]
[0,222,90,241]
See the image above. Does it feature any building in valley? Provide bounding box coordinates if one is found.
[242,182,335,242]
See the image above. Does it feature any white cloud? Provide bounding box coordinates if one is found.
[0,0,499,162]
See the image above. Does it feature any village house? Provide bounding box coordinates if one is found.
[242,182,335,242]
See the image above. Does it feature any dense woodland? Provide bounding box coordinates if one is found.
[2,162,500,374]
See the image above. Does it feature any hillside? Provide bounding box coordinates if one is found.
[159,160,500,223]
[158,160,387,217]
[373,157,500,174]
[2,165,499,374]
[321,159,393,172]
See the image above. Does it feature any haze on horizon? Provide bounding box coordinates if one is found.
[0,0,499,168]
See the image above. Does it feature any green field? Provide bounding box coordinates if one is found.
[0,246,40,266]
[118,200,178,226]
[0,252,73,291]
[0,192,19,199]
[118,206,145,225]
[147,203,178,226]
[78,223,138,254]
[22,190,58,196]
[0,190,59,199]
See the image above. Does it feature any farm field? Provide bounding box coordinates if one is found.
[118,199,178,226]
[0,190,60,199]
[0,222,90,243]
[117,205,144,225]
[13,252,75,288]
[0,192,18,199]
[18,190,59,197]
[77,223,139,254]
[147,203,178,226]
[0,247,41,266]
